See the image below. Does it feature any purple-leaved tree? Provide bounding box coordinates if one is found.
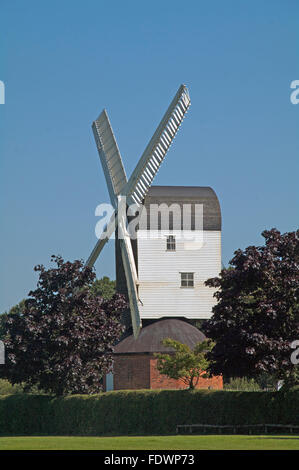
[203,229,299,389]
[0,256,126,395]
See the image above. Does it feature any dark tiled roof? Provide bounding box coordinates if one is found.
[114,319,206,354]
[139,185,221,231]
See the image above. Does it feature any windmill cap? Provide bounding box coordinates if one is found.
[140,185,221,231]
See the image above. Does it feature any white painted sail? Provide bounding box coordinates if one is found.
[92,109,127,206]
[125,85,191,205]
[86,85,191,338]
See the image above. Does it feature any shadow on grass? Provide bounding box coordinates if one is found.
[260,436,299,440]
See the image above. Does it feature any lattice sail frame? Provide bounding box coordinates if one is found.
[86,85,191,337]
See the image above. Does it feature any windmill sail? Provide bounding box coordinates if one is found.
[120,238,141,337]
[87,84,191,338]
[85,212,117,267]
[118,206,141,336]
[92,109,127,206]
[125,85,191,205]
[87,110,128,265]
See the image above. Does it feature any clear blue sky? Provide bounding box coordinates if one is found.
[0,0,298,313]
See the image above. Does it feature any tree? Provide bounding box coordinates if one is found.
[202,228,299,388]
[155,338,214,389]
[0,300,25,338]
[0,255,126,395]
[90,276,116,300]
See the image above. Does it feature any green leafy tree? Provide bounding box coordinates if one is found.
[223,377,261,391]
[0,300,25,338]
[0,379,24,395]
[90,276,116,300]
[155,338,214,389]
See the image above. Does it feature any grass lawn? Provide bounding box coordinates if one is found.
[0,435,298,450]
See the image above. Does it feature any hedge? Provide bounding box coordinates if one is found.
[0,389,298,436]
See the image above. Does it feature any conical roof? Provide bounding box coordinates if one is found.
[114,319,206,354]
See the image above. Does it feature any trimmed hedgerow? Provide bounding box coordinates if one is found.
[0,389,298,436]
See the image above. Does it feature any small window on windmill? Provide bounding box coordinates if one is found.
[181,272,194,288]
[166,235,176,251]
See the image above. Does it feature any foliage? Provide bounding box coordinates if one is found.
[254,372,280,391]
[0,379,24,395]
[0,389,298,436]
[0,300,25,338]
[0,256,126,396]
[203,228,299,387]
[0,379,47,396]
[223,377,261,391]
[155,338,214,389]
[90,276,116,300]
[6,300,26,316]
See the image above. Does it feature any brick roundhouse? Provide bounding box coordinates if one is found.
[105,319,222,391]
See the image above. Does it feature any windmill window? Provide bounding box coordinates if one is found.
[166,235,176,251]
[181,272,194,288]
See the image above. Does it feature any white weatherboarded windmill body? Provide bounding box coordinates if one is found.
[87,85,221,338]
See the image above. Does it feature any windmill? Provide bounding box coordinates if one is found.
[86,85,191,338]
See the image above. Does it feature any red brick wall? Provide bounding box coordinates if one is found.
[110,353,223,391]
[150,357,223,390]
[113,354,151,390]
